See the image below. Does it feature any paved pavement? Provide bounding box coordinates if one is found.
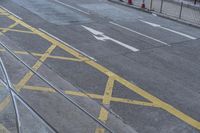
[116,0,200,25]
[0,0,200,133]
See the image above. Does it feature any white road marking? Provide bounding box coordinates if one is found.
[53,0,90,15]
[82,25,139,52]
[140,20,197,40]
[152,13,157,17]
[39,28,97,61]
[0,6,22,20]
[109,21,170,46]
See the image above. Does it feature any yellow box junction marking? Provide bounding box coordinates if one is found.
[0,14,83,111]
[0,7,199,131]
[0,96,10,112]
[0,123,10,133]
[0,21,19,112]
[99,77,114,121]
[21,85,157,107]
[95,128,104,133]
[15,44,57,91]
[0,27,35,34]
[0,48,83,62]
[0,22,18,35]
[96,76,114,132]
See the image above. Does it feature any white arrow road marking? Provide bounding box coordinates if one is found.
[140,20,197,40]
[82,25,139,52]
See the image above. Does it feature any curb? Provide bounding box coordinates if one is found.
[108,0,200,29]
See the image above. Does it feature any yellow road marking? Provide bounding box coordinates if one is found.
[1,7,200,130]
[0,22,18,35]
[0,123,10,133]
[111,97,158,107]
[0,12,9,16]
[98,107,108,123]
[115,76,200,130]
[21,85,56,93]
[96,77,114,132]
[0,96,10,112]
[0,28,35,34]
[22,85,155,107]
[98,77,114,122]
[46,55,82,62]
[0,8,6,13]
[15,44,56,91]
[95,128,105,133]
[0,48,82,62]
[102,77,115,106]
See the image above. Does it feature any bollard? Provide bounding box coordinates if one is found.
[141,0,145,8]
[194,0,197,5]
[150,0,153,10]
[128,0,133,5]
[179,2,183,19]
[160,0,164,13]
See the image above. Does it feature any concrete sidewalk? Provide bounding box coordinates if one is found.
[175,0,200,7]
[111,0,200,26]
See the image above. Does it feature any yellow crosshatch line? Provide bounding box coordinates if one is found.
[99,77,115,122]
[0,27,35,34]
[0,12,9,16]
[0,96,10,112]
[95,128,104,133]
[0,48,83,62]
[0,123,10,133]
[0,22,18,35]
[15,44,57,91]
[0,7,199,131]
[21,85,158,107]
[96,76,115,132]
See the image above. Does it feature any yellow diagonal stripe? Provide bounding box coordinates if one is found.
[15,44,56,91]
[0,48,82,62]
[0,123,10,133]
[98,77,114,122]
[22,85,155,107]
[0,22,18,35]
[0,28,34,34]
[0,96,10,112]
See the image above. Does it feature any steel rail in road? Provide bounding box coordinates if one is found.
[0,41,114,133]
[0,58,58,133]
[0,58,21,133]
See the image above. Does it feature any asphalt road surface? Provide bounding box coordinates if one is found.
[0,0,200,133]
